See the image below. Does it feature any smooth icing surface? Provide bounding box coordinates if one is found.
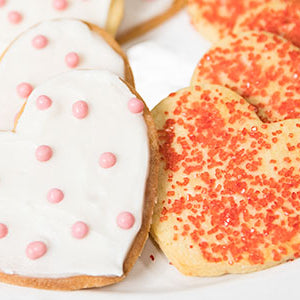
[0,70,149,278]
[0,19,125,131]
[0,0,111,53]
[118,0,174,35]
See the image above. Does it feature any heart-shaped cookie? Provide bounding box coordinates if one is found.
[0,0,123,52]
[0,18,133,131]
[0,70,158,290]
[191,31,300,122]
[187,0,269,42]
[151,83,300,276]
[234,0,300,48]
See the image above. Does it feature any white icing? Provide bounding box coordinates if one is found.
[0,0,112,54]
[0,70,149,278]
[0,19,125,131]
[118,0,174,35]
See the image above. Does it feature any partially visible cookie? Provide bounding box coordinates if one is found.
[191,31,300,122]
[151,83,300,276]
[235,0,300,48]
[0,19,134,131]
[187,0,270,42]
[0,0,124,53]
[117,0,187,44]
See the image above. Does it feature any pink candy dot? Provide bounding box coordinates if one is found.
[65,52,80,68]
[72,221,89,239]
[0,224,8,238]
[47,188,64,204]
[128,98,144,114]
[117,212,135,230]
[0,0,6,7]
[36,95,52,110]
[17,82,33,98]
[99,152,116,169]
[53,0,68,10]
[35,145,53,162]
[8,11,22,24]
[32,35,48,49]
[72,101,88,119]
[26,241,47,260]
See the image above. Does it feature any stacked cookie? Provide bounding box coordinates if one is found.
[188,0,300,45]
[151,0,300,277]
[0,0,160,291]
[4,0,300,291]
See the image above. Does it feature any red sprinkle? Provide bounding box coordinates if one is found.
[156,85,300,266]
[193,31,300,123]
[189,0,272,39]
[237,1,300,48]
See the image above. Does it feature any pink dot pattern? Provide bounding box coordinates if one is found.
[35,145,53,162]
[72,222,89,239]
[26,241,47,260]
[128,98,144,114]
[72,101,89,119]
[0,224,8,238]
[53,0,68,10]
[17,82,33,98]
[16,88,142,256]
[36,95,52,110]
[47,188,64,204]
[32,35,48,49]
[8,11,22,24]
[65,52,80,68]
[117,212,135,230]
[99,152,117,169]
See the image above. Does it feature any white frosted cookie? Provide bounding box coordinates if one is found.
[117,0,186,44]
[0,19,134,131]
[0,69,158,290]
[0,0,124,52]
[152,83,300,276]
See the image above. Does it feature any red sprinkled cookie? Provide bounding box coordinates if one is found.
[235,0,300,48]
[187,0,270,42]
[151,83,300,276]
[191,31,300,122]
